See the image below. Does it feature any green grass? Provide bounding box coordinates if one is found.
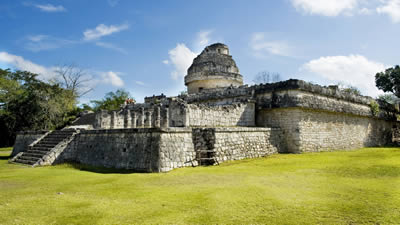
[0,147,12,151]
[1,147,400,224]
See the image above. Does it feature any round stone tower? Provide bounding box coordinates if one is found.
[184,43,243,94]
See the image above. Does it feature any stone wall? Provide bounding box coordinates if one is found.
[57,129,161,172]
[187,103,255,127]
[258,108,394,153]
[158,128,196,172]
[48,127,281,172]
[206,127,281,162]
[11,131,48,157]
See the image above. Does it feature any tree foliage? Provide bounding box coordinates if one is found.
[90,89,131,111]
[378,93,399,104]
[375,65,400,98]
[0,69,77,147]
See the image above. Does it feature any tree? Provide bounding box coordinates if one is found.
[375,65,400,98]
[91,89,132,111]
[378,93,399,104]
[53,64,93,98]
[253,71,282,84]
[0,69,78,147]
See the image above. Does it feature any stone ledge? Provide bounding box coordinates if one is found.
[16,130,48,135]
[80,127,193,134]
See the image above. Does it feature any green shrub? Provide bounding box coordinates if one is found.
[370,100,380,116]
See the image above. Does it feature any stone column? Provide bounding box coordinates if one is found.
[155,107,161,128]
[132,112,137,128]
[162,108,169,128]
[125,110,131,128]
[182,107,189,127]
[111,111,117,129]
[140,107,145,128]
[145,111,152,127]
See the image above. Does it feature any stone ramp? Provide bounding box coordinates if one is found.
[11,129,77,166]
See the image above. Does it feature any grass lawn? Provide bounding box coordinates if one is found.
[1,147,400,224]
[0,147,12,152]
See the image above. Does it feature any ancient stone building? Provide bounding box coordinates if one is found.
[10,43,399,172]
[185,43,243,94]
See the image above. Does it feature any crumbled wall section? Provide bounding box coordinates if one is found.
[258,108,394,153]
[11,131,48,157]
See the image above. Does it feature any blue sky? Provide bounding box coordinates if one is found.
[1,0,400,103]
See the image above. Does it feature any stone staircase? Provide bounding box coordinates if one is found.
[11,129,77,166]
[196,149,218,166]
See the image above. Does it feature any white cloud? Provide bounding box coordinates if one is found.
[135,81,145,86]
[250,32,293,57]
[0,51,55,80]
[83,24,129,41]
[301,54,387,96]
[34,4,66,12]
[101,71,124,87]
[95,42,127,54]
[162,60,169,65]
[291,0,359,16]
[168,43,197,80]
[377,0,400,23]
[195,30,212,50]
[359,7,373,15]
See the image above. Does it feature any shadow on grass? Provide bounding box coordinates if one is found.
[0,155,11,160]
[64,162,148,174]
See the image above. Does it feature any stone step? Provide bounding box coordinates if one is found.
[27,150,49,155]
[23,152,46,158]
[198,158,216,166]
[29,146,51,151]
[44,135,70,140]
[196,150,216,158]
[51,131,75,135]
[19,155,41,161]
[14,158,36,165]
[34,143,57,148]
[38,140,62,145]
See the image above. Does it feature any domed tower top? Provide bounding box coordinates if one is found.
[184,43,243,94]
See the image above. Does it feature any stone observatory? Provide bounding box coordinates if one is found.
[10,42,400,172]
[184,43,243,94]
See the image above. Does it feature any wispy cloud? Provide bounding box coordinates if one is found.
[135,81,145,86]
[32,3,66,12]
[83,23,129,41]
[95,42,128,54]
[377,0,400,23]
[23,34,76,52]
[194,30,213,51]
[108,0,120,7]
[301,54,387,96]
[27,34,48,42]
[250,32,293,57]
[101,71,124,87]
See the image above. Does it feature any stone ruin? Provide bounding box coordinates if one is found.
[10,43,400,172]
